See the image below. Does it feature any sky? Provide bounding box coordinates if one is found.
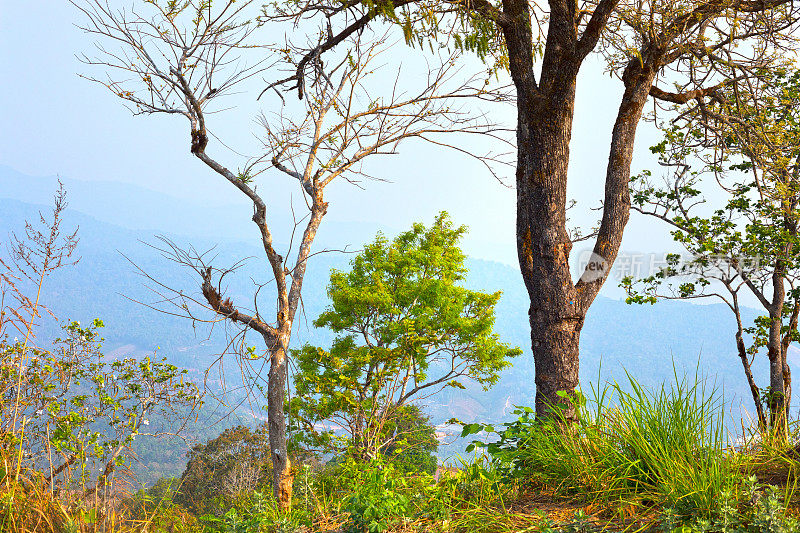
[0,1,675,294]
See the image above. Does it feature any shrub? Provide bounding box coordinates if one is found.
[659,476,799,532]
[124,476,181,518]
[175,423,271,516]
[1,321,200,532]
[340,457,410,533]
[380,404,438,474]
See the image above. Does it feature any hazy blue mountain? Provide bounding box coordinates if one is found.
[0,175,787,476]
[0,165,394,254]
[0,165,248,242]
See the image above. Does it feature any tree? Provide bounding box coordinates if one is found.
[176,424,271,516]
[290,213,520,461]
[75,0,505,507]
[265,0,800,419]
[626,66,800,437]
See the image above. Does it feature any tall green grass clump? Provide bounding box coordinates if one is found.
[468,371,738,518]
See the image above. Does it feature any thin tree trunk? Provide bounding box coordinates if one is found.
[768,327,788,437]
[737,330,767,431]
[782,344,792,425]
[766,266,789,438]
[781,299,798,432]
[730,286,768,431]
[267,331,293,508]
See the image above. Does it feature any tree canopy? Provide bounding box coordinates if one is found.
[176,424,271,516]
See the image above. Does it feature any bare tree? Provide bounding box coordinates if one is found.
[74,0,509,507]
[261,0,800,419]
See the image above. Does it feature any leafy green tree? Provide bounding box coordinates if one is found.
[291,213,520,462]
[176,423,271,516]
[626,66,800,436]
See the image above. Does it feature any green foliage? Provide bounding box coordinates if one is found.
[0,185,204,532]
[1,319,200,494]
[657,476,798,532]
[195,465,325,533]
[340,457,410,533]
[199,491,286,533]
[627,66,800,430]
[123,476,185,521]
[291,212,520,461]
[467,371,737,518]
[175,423,271,516]
[186,451,527,532]
[268,0,510,66]
[127,399,255,487]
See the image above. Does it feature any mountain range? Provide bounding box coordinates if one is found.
[0,166,787,480]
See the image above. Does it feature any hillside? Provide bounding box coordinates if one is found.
[0,175,786,476]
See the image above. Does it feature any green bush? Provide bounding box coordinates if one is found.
[340,457,410,533]
[175,424,271,516]
[380,404,439,475]
[198,490,316,533]
[659,476,798,532]
[124,476,181,518]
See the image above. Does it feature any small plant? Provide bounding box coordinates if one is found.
[749,486,799,533]
[537,512,600,533]
[657,476,799,532]
[563,511,599,533]
[198,489,316,533]
[341,457,410,533]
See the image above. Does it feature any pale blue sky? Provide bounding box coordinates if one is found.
[0,1,671,281]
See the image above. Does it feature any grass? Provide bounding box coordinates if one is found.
[4,372,800,532]
[504,371,736,518]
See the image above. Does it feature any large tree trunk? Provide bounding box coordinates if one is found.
[517,94,582,418]
[503,0,585,419]
[512,26,659,417]
[267,330,293,509]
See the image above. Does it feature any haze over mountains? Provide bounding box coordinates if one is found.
[1,165,791,477]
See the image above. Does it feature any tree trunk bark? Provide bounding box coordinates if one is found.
[783,343,792,428]
[768,314,789,437]
[515,49,658,418]
[765,266,789,439]
[267,330,293,509]
[517,98,583,418]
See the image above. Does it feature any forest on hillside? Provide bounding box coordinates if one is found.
[7,0,800,532]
